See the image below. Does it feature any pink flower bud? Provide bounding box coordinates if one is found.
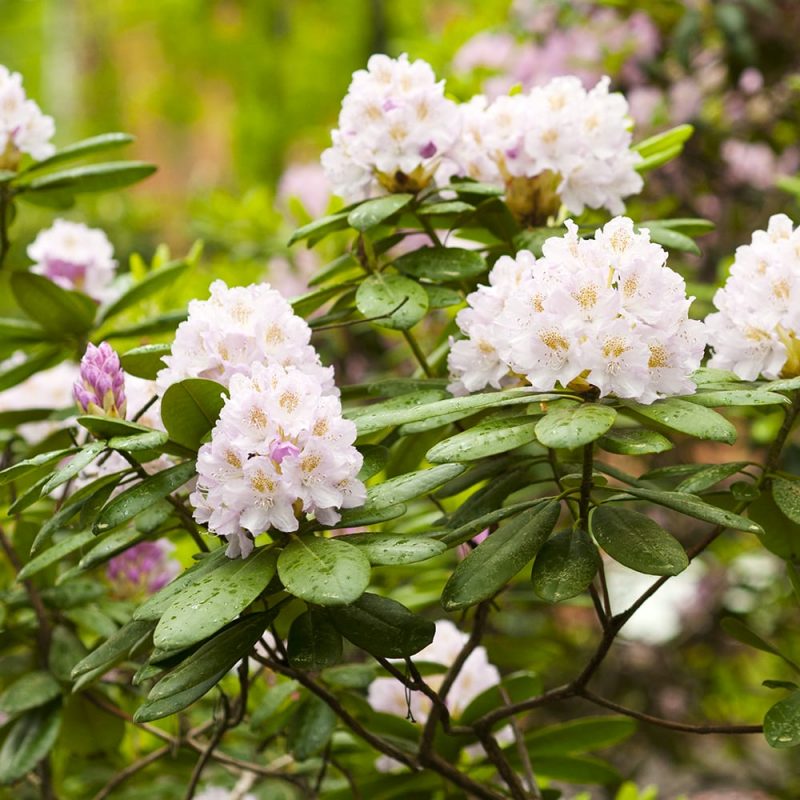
[73,341,127,418]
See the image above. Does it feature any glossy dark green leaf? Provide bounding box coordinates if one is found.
[119,343,171,380]
[721,617,800,674]
[347,194,412,231]
[40,440,106,495]
[288,210,349,246]
[160,378,226,450]
[355,273,429,330]
[18,530,96,580]
[332,503,407,529]
[0,347,65,392]
[357,445,389,481]
[287,609,343,671]
[330,592,435,658]
[108,429,169,452]
[0,702,61,785]
[94,460,195,534]
[278,536,370,606]
[362,463,465,510]
[153,547,277,650]
[764,691,800,748]
[531,529,600,602]
[749,493,800,559]
[427,416,538,463]
[11,272,96,334]
[621,398,736,443]
[442,501,561,610]
[344,533,446,565]
[0,447,77,487]
[139,613,272,723]
[675,462,748,493]
[459,671,542,725]
[639,223,700,255]
[598,428,673,455]
[71,619,155,680]
[535,404,616,449]
[590,506,688,576]
[615,487,762,533]
[288,695,337,760]
[0,672,61,718]
[393,247,486,282]
[17,132,134,174]
[103,310,187,339]
[686,389,790,407]
[438,499,548,547]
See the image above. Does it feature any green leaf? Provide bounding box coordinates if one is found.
[76,414,153,440]
[93,461,196,534]
[0,447,77,487]
[749,493,800,559]
[459,671,542,725]
[393,247,486,282]
[639,218,714,237]
[288,210,349,246]
[330,592,435,658]
[287,609,343,671]
[531,529,600,602]
[99,259,188,322]
[349,387,538,435]
[450,178,504,198]
[103,310,187,339]
[0,347,65,392]
[138,613,272,722]
[639,223,700,255]
[418,200,474,216]
[424,285,463,309]
[160,378,226,450]
[18,530,96,580]
[535,404,616,449]
[11,272,96,334]
[0,316,51,344]
[344,533,446,565]
[598,428,673,455]
[0,702,61,785]
[614,487,762,533]
[119,344,170,380]
[362,463,465,511]
[278,536,370,606]
[333,503,407,529]
[525,715,637,755]
[685,389,790,407]
[71,619,155,680]
[40,440,106,495]
[765,376,800,392]
[621,398,736,443]
[357,445,389,481]
[17,132,134,175]
[347,194,413,231]
[134,549,229,621]
[721,617,800,674]
[633,124,693,158]
[355,273,429,330]
[764,691,800,748]
[288,695,337,760]
[442,501,561,610]
[773,478,800,524]
[0,672,61,718]
[108,429,169,452]
[531,755,620,785]
[153,547,278,650]
[19,161,156,194]
[427,416,538,463]
[590,506,688,576]
[438,499,548,547]
[675,462,748,493]
[77,527,146,571]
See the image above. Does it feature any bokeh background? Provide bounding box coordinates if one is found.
[2,1,800,797]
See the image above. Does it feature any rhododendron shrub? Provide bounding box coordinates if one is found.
[1,52,800,800]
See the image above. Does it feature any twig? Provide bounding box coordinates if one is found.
[91,744,171,800]
[185,694,230,800]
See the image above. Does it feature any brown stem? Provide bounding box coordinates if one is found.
[91,744,171,800]
[185,694,230,800]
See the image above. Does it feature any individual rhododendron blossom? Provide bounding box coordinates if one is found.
[705,214,800,380]
[190,362,365,559]
[0,65,55,167]
[106,539,180,599]
[28,219,117,302]
[448,217,705,404]
[73,342,127,418]
[368,620,509,770]
[156,279,335,395]
[448,76,643,223]
[322,53,460,201]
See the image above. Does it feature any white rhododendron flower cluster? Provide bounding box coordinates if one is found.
[321,53,460,201]
[191,362,365,559]
[369,620,510,770]
[323,54,643,218]
[448,217,705,404]
[706,214,800,380]
[28,219,117,302]
[156,279,335,395]
[0,64,55,164]
[450,76,643,217]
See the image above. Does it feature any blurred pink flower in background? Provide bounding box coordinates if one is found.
[277,161,331,219]
[722,140,799,191]
[106,539,180,599]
